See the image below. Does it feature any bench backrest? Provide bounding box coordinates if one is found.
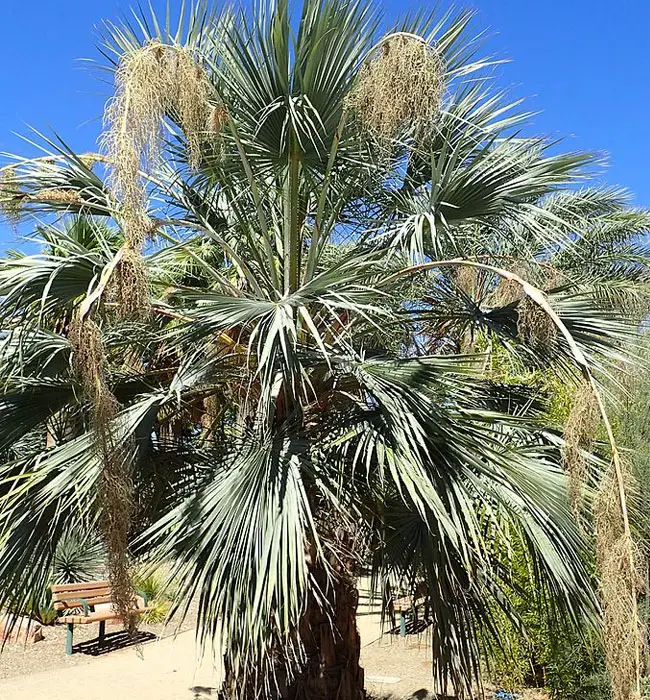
[51,581,113,612]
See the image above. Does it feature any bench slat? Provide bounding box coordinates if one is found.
[51,581,110,594]
[393,596,426,612]
[52,589,112,603]
[52,587,111,600]
[54,606,153,626]
[53,594,113,611]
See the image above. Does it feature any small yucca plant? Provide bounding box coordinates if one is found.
[52,528,106,585]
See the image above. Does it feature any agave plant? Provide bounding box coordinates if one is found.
[0,1,648,698]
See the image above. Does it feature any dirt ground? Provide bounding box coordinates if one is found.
[0,612,548,700]
[0,608,196,682]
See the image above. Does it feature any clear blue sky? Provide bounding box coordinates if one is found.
[1,0,649,250]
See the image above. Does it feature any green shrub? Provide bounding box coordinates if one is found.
[482,534,610,700]
[133,567,176,625]
[543,635,610,700]
[8,589,58,626]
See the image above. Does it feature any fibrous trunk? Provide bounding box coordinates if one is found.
[223,562,366,700]
[287,564,365,700]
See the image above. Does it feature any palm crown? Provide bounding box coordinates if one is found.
[0,1,649,698]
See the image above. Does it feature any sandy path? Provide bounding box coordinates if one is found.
[0,612,435,700]
[0,629,224,700]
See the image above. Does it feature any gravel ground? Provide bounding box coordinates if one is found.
[0,607,197,681]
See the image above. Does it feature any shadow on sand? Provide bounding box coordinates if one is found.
[190,686,221,698]
[376,691,459,700]
[72,629,158,656]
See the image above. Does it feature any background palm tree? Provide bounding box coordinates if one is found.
[0,1,649,699]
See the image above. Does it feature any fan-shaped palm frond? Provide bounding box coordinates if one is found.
[0,1,647,699]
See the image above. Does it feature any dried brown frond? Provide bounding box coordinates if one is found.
[0,166,24,224]
[543,265,566,291]
[517,296,557,350]
[68,315,137,631]
[495,278,523,305]
[595,466,646,700]
[200,394,221,436]
[347,33,444,142]
[107,247,150,320]
[562,381,599,510]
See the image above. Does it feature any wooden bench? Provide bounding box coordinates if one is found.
[393,595,426,637]
[50,581,151,655]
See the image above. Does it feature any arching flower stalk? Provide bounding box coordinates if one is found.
[33,189,82,204]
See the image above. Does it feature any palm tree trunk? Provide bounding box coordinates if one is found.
[287,563,365,700]
[221,562,365,700]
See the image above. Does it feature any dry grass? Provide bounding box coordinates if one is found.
[348,34,444,142]
[595,466,645,700]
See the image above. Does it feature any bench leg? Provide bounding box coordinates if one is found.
[66,623,74,655]
[400,610,406,637]
[98,620,106,646]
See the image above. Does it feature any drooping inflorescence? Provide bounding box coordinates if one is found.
[517,295,558,350]
[595,464,645,700]
[101,41,222,248]
[348,33,444,142]
[562,380,600,510]
[69,315,137,629]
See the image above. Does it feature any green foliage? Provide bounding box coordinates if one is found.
[52,527,105,584]
[4,526,105,626]
[132,568,176,625]
[8,590,59,626]
[484,537,610,700]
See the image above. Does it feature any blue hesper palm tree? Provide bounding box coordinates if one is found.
[0,1,648,698]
